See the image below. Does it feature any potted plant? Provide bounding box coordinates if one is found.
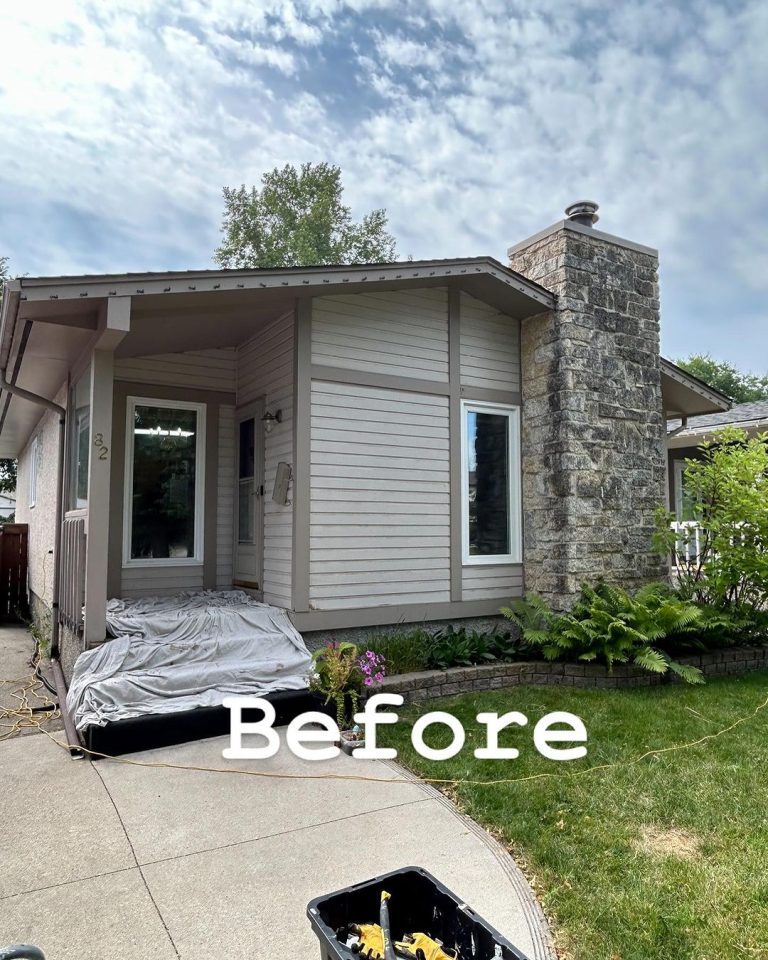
[309,641,386,754]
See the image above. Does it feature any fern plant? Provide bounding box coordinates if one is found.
[502,581,705,683]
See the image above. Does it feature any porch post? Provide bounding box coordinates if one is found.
[83,297,130,647]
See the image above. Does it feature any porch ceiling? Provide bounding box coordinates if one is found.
[0,319,95,457]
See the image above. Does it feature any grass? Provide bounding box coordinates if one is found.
[380,672,768,960]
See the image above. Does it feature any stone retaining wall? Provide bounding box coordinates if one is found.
[381,646,768,702]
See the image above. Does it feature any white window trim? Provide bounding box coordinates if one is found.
[122,397,207,568]
[28,434,40,508]
[460,399,522,565]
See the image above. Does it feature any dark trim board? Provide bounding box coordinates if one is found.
[83,688,327,758]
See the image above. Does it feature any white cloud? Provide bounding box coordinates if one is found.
[0,0,766,364]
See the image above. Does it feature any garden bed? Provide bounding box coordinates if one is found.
[381,645,768,702]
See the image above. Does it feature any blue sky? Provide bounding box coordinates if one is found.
[1,0,766,367]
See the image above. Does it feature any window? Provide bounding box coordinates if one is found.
[123,398,206,565]
[461,401,521,564]
[674,459,696,520]
[70,367,91,509]
[28,434,41,508]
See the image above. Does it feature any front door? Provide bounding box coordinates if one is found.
[234,402,264,591]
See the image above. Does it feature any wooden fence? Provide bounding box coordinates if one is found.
[0,523,28,621]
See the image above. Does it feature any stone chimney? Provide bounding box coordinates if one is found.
[508,202,667,607]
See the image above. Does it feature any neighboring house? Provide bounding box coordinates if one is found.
[0,201,730,678]
[0,491,15,520]
[667,399,768,519]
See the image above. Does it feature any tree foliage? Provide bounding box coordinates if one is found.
[215,162,397,269]
[656,427,768,614]
[675,353,768,404]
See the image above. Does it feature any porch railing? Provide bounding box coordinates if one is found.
[670,520,702,569]
[60,514,86,632]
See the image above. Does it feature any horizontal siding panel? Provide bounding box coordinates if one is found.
[121,566,204,597]
[312,591,450,611]
[115,349,236,392]
[312,288,448,382]
[309,381,450,610]
[460,292,520,392]
[462,564,524,601]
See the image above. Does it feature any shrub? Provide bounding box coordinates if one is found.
[425,625,525,670]
[656,427,768,614]
[309,641,385,727]
[367,629,433,674]
[368,625,529,674]
[502,582,705,683]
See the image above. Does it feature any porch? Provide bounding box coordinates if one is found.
[18,287,299,667]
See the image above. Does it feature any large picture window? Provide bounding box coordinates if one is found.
[123,398,206,566]
[461,401,521,564]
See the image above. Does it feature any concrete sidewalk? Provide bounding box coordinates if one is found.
[0,723,554,960]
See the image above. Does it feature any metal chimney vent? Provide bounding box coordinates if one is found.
[565,200,599,227]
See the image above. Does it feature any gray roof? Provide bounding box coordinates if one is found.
[668,399,768,437]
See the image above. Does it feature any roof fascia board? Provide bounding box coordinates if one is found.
[661,357,732,410]
[17,258,555,311]
[507,219,658,258]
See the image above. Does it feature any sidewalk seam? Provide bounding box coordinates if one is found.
[92,760,181,959]
[137,795,432,868]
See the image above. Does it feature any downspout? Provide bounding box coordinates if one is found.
[0,370,66,657]
[0,287,82,758]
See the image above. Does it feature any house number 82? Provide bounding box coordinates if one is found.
[94,433,109,461]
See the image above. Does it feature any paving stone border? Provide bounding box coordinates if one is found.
[381,646,768,702]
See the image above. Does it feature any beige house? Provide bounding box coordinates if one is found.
[0,203,729,679]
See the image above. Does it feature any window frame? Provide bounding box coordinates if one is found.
[460,399,522,566]
[122,396,207,568]
[28,433,40,508]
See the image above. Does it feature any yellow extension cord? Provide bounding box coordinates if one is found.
[20,686,768,789]
[0,668,60,742]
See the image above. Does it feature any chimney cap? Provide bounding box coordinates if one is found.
[565,200,599,227]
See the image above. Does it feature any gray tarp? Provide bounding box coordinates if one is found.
[68,591,312,731]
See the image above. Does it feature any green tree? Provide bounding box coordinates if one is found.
[214,162,397,269]
[675,353,768,404]
[656,427,768,613]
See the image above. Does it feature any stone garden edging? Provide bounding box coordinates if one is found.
[380,646,768,703]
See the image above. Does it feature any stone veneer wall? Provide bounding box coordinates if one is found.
[381,647,768,702]
[508,226,668,607]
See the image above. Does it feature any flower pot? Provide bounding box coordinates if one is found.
[337,729,365,756]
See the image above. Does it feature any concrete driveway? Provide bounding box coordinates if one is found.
[1,728,554,960]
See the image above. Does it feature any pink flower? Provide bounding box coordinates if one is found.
[374,672,384,683]
[364,676,373,686]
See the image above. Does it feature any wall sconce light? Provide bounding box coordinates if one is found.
[261,409,282,434]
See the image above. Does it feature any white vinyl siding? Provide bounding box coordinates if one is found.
[115,349,236,392]
[460,293,520,393]
[312,288,449,382]
[236,312,294,607]
[217,404,235,589]
[309,381,450,610]
[462,564,523,601]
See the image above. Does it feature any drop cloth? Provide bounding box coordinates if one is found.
[68,591,311,731]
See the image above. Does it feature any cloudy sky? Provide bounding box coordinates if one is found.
[1,0,766,366]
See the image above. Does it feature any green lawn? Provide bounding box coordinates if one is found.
[381,672,768,960]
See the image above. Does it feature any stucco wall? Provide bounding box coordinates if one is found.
[15,381,67,610]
